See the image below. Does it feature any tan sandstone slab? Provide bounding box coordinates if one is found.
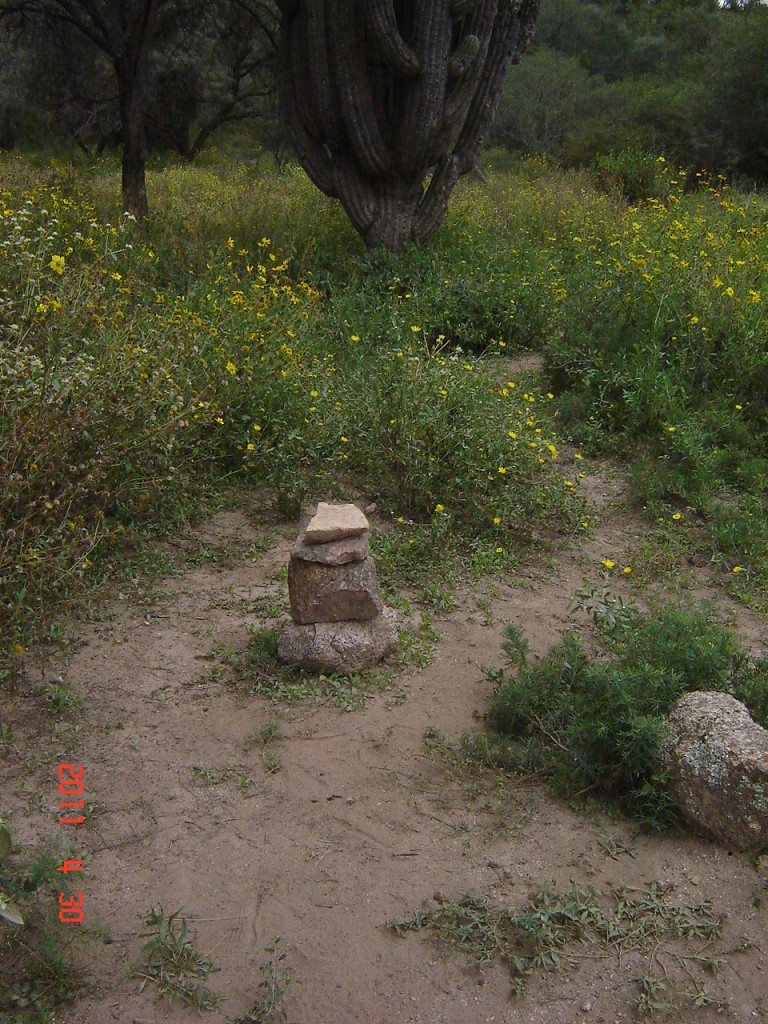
[288,555,383,624]
[663,691,768,851]
[304,502,369,544]
[277,607,398,674]
[291,532,369,566]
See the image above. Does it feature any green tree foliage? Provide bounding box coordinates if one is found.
[695,7,768,181]
[491,0,768,185]
[489,47,610,159]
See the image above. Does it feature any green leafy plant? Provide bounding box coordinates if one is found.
[568,585,639,636]
[0,822,24,926]
[593,147,674,203]
[134,906,220,1011]
[0,825,83,1020]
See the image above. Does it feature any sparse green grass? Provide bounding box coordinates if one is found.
[230,937,291,1024]
[244,718,283,749]
[235,626,392,711]
[244,719,285,774]
[0,824,85,1021]
[423,727,528,838]
[425,727,521,778]
[42,681,81,718]
[233,608,434,710]
[189,765,255,789]
[389,881,724,1010]
[132,910,292,1022]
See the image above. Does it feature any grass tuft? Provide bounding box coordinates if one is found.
[133,906,220,1011]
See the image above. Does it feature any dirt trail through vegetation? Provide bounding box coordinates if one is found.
[5,462,768,1024]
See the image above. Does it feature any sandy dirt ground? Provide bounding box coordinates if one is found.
[3,458,767,1024]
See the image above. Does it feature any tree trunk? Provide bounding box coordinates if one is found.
[115,1,161,220]
[119,77,149,220]
[362,179,424,251]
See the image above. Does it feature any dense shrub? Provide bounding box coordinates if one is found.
[488,600,768,829]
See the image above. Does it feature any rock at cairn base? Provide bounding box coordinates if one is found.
[278,607,399,674]
[278,502,397,674]
[662,691,768,851]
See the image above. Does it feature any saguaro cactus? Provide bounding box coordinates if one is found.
[278,0,540,251]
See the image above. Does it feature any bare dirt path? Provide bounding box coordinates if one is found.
[4,460,767,1024]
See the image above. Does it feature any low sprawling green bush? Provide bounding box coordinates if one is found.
[488,598,768,830]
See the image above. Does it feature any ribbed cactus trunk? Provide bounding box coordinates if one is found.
[279,0,540,252]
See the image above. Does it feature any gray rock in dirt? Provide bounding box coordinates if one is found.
[303,502,369,544]
[277,607,398,673]
[291,532,369,566]
[288,554,383,624]
[662,691,768,850]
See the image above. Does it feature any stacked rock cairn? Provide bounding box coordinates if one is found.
[277,502,398,674]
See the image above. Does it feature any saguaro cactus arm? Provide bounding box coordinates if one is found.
[279,0,541,251]
[328,0,394,176]
[365,0,421,77]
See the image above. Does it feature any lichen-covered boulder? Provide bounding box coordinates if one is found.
[662,691,768,850]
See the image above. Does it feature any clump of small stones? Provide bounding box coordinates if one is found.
[277,503,398,674]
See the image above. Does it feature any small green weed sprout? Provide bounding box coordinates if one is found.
[44,681,81,717]
[243,719,284,773]
[134,906,220,1011]
[231,936,291,1024]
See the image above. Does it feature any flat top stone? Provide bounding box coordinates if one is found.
[304,502,369,544]
[291,532,369,565]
